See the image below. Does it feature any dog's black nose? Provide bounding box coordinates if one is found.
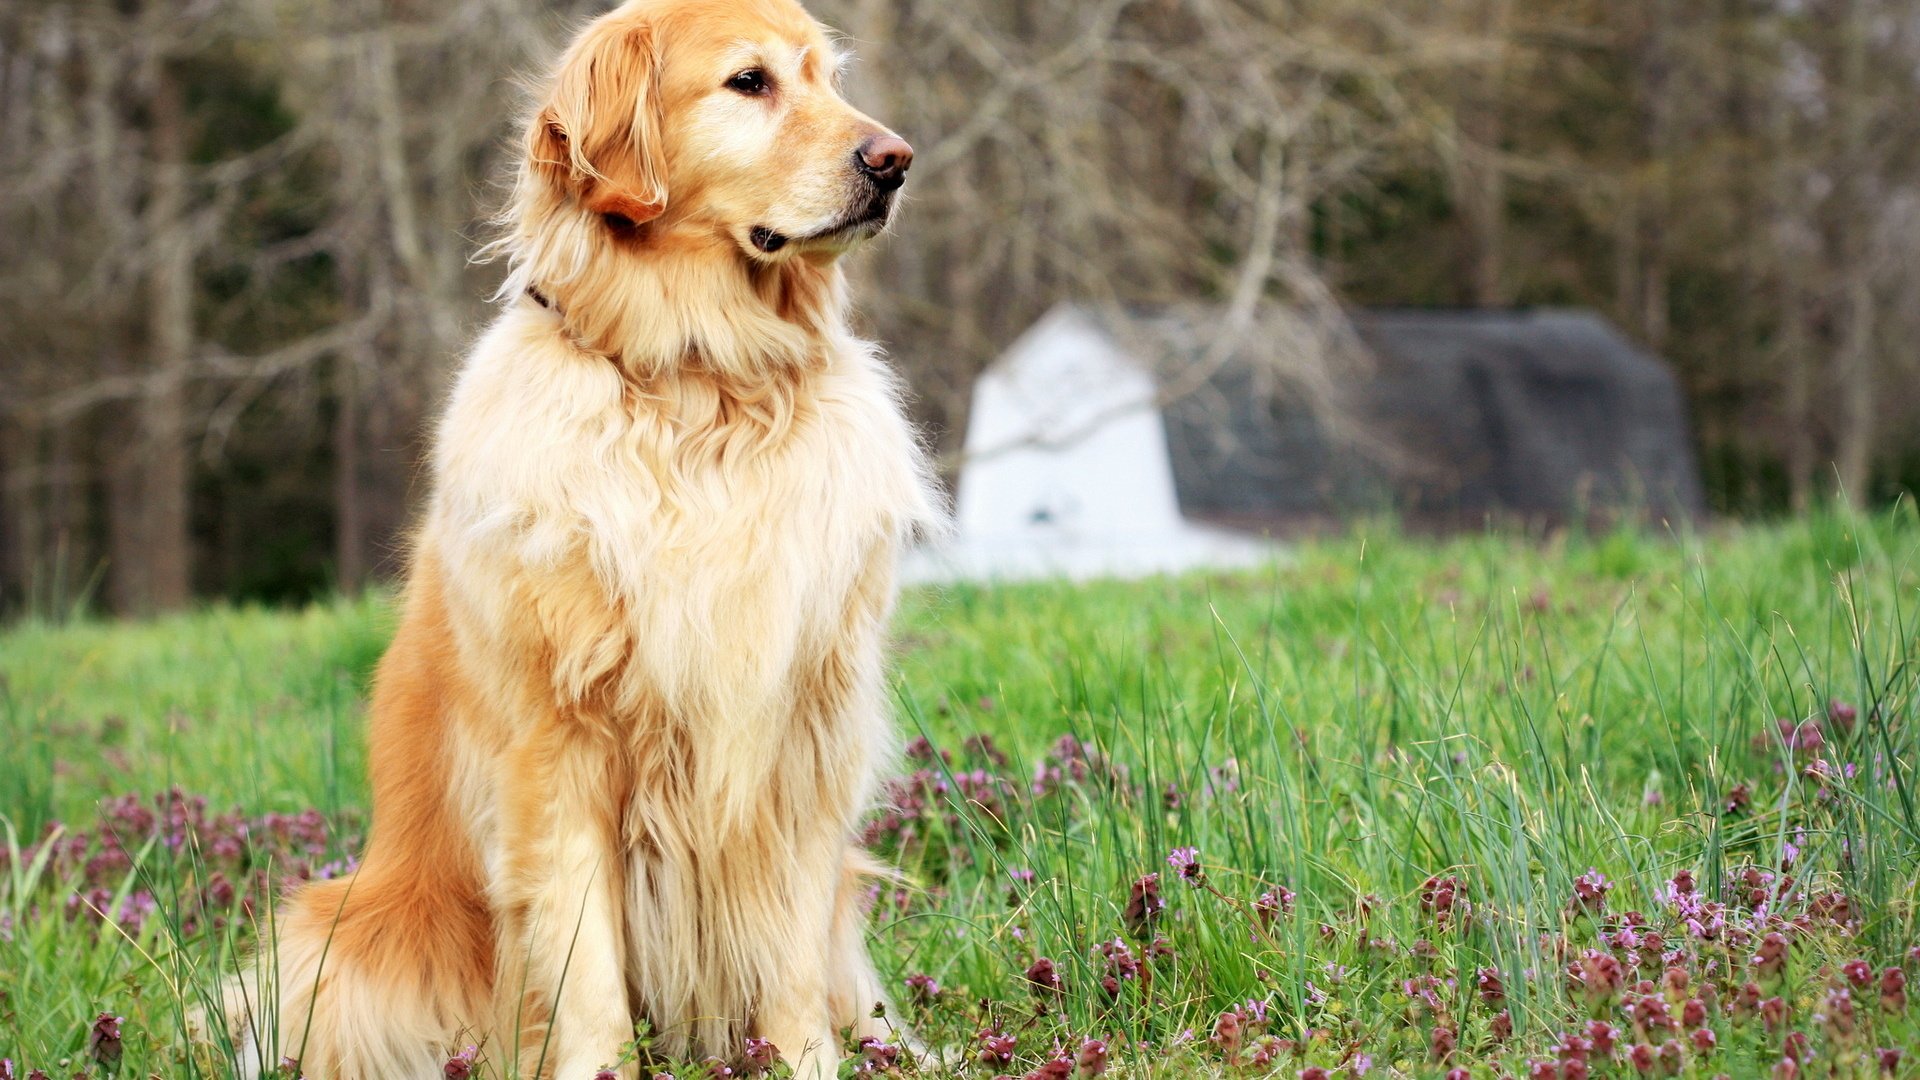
[856,134,913,190]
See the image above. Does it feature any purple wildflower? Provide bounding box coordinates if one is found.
[1166,847,1203,885]
[1881,967,1908,1011]
[1256,886,1294,928]
[1723,782,1753,815]
[1024,1053,1072,1080]
[1428,1025,1457,1063]
[741,1037,778,1074]
[977,1030,1017,1067]
[1212,1008,1245,1064]
[1122,873,1164,937]
[1024,956,1064,996]
[854,1037,900,1075]
[904,972,940,1004]
[88,1013,124,1070]
[443,1046,479,1080]
[1586,1021,1618,1055]
[1753,932,1789,979]
[1569,868,1612,915]
[1075,1039,1109,1078]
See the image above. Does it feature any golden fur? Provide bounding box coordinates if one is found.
[218,1,936,1075]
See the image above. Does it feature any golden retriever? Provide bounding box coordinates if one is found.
[220,0,935,1075]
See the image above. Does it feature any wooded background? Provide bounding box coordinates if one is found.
[5,0,1920,614]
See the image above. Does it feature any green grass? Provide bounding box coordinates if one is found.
[2,512,1918,1077]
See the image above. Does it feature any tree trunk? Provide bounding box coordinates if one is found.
[1637,0,1676,351]
[333,352,367,594]
[1779,281,1816,512]
[46,421,81,613]
[1833,266,1875,502]
[1614,188,1641,335]
[105,422,149,614]
[1455,0,1511,308]
[0,421,30,611]
[109,57,195,614]
[1723,0,1761,509]
[1759,7,1818,512]
[1831,0,1875,503]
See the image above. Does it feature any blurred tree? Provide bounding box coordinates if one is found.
[6,0,1920,613]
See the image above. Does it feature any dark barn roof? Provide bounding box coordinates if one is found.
[1160,308,1706,525]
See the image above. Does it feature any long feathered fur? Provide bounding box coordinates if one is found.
[217,1,937,1075]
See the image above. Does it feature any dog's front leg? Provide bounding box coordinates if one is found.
[496,728,634,1080]
[754,845,842,1080]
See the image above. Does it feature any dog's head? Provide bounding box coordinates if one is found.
[529,0,910,264]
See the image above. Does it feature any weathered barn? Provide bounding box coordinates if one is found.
[906,304,1704,583]
[1159,306,1707,525]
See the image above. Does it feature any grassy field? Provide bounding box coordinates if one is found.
[2,514,1918,1078]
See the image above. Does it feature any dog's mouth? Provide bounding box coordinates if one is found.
[747,194,895,257]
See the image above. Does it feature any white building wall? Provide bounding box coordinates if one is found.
[906,305,1277,584]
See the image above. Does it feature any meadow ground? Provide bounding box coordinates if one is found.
[1,513,1917,1078]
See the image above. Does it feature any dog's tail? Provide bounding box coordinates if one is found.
[215,866,495,1080]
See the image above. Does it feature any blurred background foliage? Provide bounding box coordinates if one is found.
[6,0,1920,614]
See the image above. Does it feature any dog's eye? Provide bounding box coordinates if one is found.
[726,69,770,96]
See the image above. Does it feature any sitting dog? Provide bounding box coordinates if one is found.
[223,0,935,1075]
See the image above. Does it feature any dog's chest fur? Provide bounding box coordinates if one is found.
[429,308,933,790]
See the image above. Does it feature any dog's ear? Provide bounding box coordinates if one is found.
[532,17,668,224]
